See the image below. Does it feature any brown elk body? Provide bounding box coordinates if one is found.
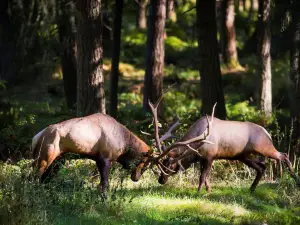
[32,113,150,195]
[157,116,296,193]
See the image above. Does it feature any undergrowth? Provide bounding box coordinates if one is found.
[0,158,300,225]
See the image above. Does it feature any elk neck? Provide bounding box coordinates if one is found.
[125,128,150,155]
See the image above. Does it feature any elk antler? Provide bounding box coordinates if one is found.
[155,103,217,162]
[159,116,181,143]
[148,84,176,153]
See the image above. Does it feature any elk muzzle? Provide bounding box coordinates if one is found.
[131,162,145,182]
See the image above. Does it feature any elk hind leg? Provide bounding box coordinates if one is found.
[240,158,265,193]
[265,150,299,182]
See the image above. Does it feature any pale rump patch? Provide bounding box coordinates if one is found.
[258,125,272,141]
[31,128,46,151]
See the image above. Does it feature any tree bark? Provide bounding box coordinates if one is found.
[109,0,124,118]
[137,0,148,29]
[257,0,272,118]
[58,0,77,109]
[220,0,239,69]
[196,0,227,119]
[167,0,176,21]
[143,0,166,115]
[290,0,300,158]
[76,0,106,116]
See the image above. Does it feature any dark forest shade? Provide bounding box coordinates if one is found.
[143,0,166,115]
[196,0,227,119]
[109,0,124,118]
[58,1,77,109]
[290,0,300,157]
[220,0,239,68]
[257,0,272,118]
[76,0,106,116]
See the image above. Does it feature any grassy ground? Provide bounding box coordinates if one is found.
[1,160,299,225]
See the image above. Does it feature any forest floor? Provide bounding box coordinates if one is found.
[1,160,300,225]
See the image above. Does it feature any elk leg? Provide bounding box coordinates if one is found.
[265,151,299,182]
[41,156,65,182]
[198,159,213,193]
[205,170,211,192]
[38,144,61,183]
[239,158,265,193]
[96,157,111,198]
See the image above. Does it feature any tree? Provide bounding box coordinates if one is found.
[257,0,272,118]
[109,0,124,118]
[167,0,176,21]
[220,0,240,69]
[289,0,300,156]
[196,0,227,119]
[76,0,106,116]
[137,0,148,29]
[143,0,166,115]
[58,0,77,109]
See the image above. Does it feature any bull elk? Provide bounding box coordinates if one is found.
[132,98,299,193]
[31,113,151,196]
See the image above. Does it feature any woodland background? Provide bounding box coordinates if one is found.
[0,0,300,224]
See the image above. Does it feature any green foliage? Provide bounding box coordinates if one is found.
[164,91,201,118]
[226,100,274,125]
[165,36,189,51]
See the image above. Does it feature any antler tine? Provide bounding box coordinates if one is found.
[155,104,218,161]
[148,100,162,153]
[159,116,181,143]
[211,102,217,123]
[148,84,177,154]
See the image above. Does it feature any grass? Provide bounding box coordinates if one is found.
[1,160,300,225]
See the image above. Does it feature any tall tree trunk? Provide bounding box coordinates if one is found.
[167,0,176,21]
[196,0,227,119]
[220,0,239,69]
[290,0,300,159]
[137,0,148,29]
[0,0,14,82]
[58,0,77,109]
[257,0,272,118]
[109,0,124,118]
[143,0,166,115]
[76,0,106,116]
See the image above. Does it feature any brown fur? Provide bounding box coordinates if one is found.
[32,113,150,195]
[157,116,297,193]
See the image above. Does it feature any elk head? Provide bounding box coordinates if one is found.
[131,84,216,183]
[131,85,181,182]
[157,104,217,184]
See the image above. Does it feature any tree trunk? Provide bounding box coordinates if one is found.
[143,0,166,115]
[58,0,77,109]
[167,0,176,21]
[196,0,227,119]
[109,0,124,118]
[137,0,148,29]
[220,0,239,69]
[290,1,300,159]
[76,0,106,116]
[257,0,272,118]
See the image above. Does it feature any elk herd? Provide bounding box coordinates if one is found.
[31,89,300,197]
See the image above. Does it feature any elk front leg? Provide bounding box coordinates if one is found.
[239,158,265,193]
[198,159,213,193]
[96,157,111,198]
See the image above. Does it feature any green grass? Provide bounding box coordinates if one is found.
[1,160,300,225]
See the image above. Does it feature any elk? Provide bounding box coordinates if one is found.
[132,100,299,193]
[31,113,151,196]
